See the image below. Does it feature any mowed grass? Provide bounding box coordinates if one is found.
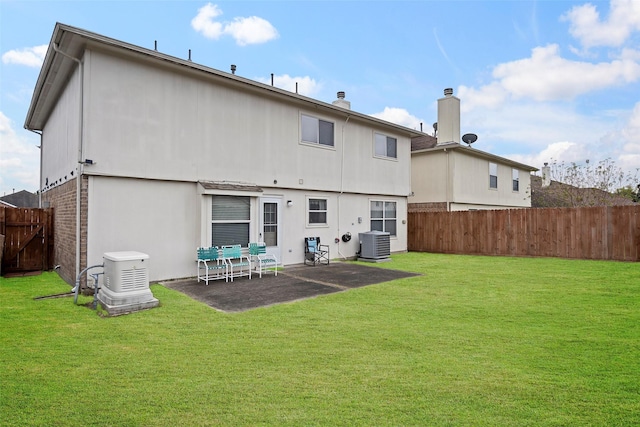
[1,253,638,426]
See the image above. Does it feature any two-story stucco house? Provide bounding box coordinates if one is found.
[410,89,538,212]
[25,23,425,284]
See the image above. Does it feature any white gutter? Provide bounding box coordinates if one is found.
[52,42,84,280]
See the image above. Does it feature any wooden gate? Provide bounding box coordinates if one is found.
[0,207,54,275]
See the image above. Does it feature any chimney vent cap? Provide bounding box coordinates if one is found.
[337,91,345,99]
[444,88,454,96]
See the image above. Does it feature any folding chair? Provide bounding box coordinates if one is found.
[304,237,329,266]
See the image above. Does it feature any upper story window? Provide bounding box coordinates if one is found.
[489,162,498,189]
[308,198,328,225]
[301,114,334,147]
[374,133,397,159]
[512,169,519,192]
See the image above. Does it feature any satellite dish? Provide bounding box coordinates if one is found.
[462,133,477,146]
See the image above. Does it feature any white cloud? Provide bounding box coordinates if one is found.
[223,16,279,46]
[191,3,224,39]
[458,83,508,112]
[2,45,47,67]
[508,141,591,171]
[619,48,640,61]
[460,98,640,176]
[448,1,640,178]
[619,102,640,173]
[255,74,321,97]
[191,3,278,46]
[370,107,423,130]
[561,0,640,49]
[456,43,640,110]
[0,112,40,194]
[493,44,640,101]
[461,99,601,151]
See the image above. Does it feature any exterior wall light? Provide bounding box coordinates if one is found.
[287,200,293,207]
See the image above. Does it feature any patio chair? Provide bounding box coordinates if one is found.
[221,244,251,282]
[197,246,228,284]
[249,242,279,278]
[304,237,329,266]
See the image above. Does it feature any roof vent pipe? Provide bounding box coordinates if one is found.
[154,40,157,51]
[231,64,236,74]
[271,73,274,86]
[188,49,191,61]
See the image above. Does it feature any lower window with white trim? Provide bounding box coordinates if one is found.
[211,195,250,246]
[370,200,397,236]
[308,198,328,226]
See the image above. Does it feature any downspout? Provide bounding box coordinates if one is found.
[337,115,350,260]
[52,43,84,280]
[445,148,451,211]
[26,128,43,207]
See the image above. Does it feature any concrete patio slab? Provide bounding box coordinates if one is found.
[161,262,419,312]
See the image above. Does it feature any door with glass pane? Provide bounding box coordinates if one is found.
[259,198,281,260]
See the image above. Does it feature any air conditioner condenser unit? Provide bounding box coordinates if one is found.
[358,231,391,262]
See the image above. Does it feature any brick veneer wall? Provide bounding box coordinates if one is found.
[42,176,88,285]
[408,202,448,213]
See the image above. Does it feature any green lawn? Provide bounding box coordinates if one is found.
[1,253,638,426]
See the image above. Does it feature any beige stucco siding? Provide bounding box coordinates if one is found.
[83,49,410,197]
[85,176,407,280]
[411,147,532,210]
[411,150,449,202]
[41,67,81,191]
[86,176,199,281]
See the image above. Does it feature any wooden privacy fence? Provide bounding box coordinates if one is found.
[409,206,640,262]
[0,207,54,275]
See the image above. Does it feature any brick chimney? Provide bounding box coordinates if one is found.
[436,88,460,145]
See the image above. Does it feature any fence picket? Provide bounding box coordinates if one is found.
[408,206,640,262]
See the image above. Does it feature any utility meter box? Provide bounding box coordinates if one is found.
[98,251,159,315]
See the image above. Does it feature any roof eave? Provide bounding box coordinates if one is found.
[412,143,538,172]
[24,23,426,139]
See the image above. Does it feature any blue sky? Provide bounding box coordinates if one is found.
[1,0,640,196]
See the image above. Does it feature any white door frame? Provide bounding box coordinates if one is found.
[259,197,282,261]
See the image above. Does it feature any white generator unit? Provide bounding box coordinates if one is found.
[358,231,391,261]
[97,251,159,315]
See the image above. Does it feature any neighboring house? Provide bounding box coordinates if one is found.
[410,89,537,212]
[24,23,425,284]
[530,174,635,207]
[0,190,39,208]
